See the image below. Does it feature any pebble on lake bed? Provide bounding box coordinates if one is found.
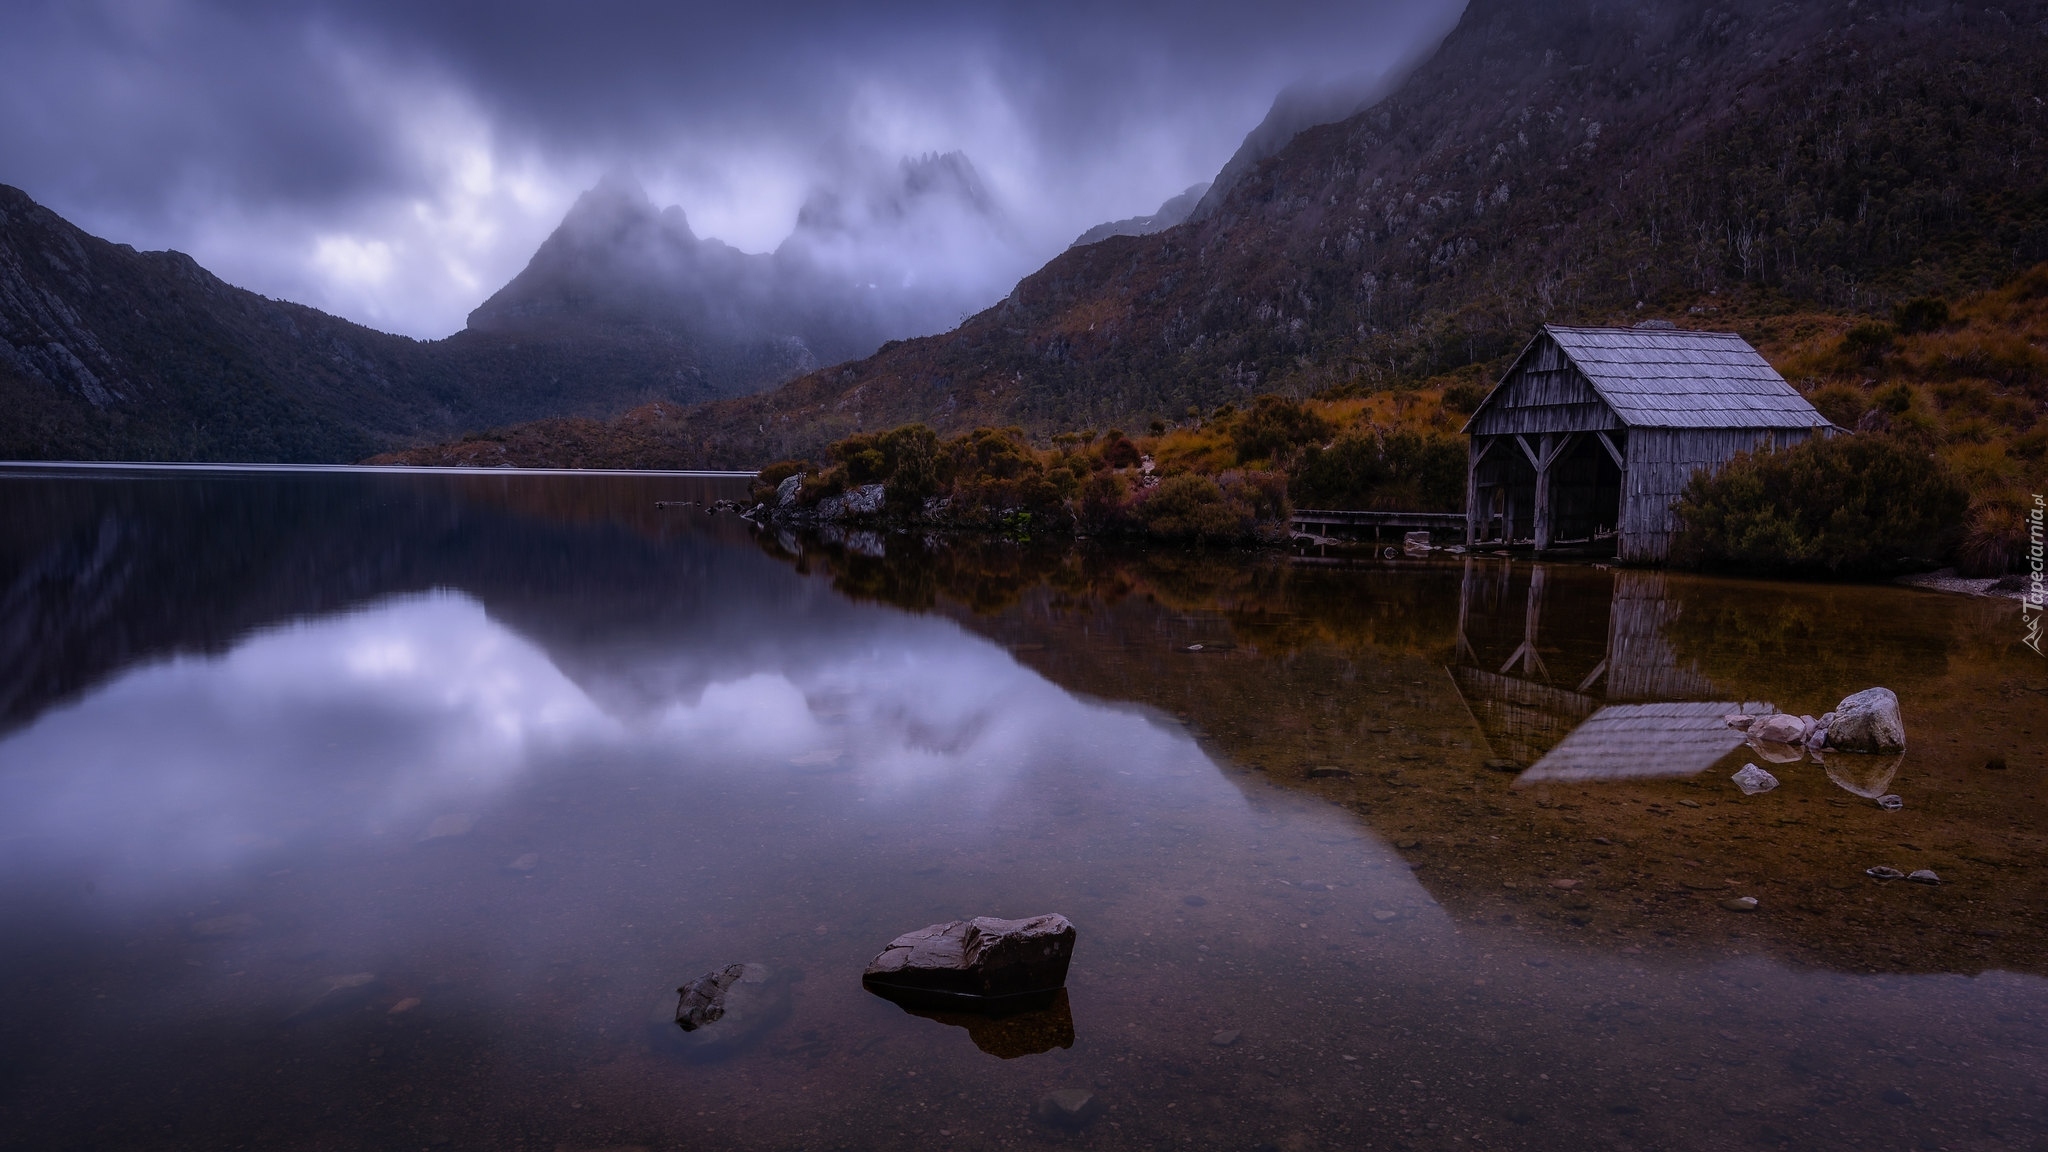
[1866,866,1905,880]
[1721,897,1759,912]
[1907,869,1942,885]
[1876,794,1904,811]
[1034,1089,1102,1129]
[1211,1029,1240,1047]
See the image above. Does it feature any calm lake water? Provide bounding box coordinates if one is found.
[1,467,2043,1152]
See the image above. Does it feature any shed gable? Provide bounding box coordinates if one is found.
[1464,334,1623,437]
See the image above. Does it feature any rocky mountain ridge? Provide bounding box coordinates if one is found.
[558,0,2048,468]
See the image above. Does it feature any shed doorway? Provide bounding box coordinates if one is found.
[1546,434,1622,547]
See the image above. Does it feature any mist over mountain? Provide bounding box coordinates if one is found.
[401,0,2046,469]
[470,154,1022,393]
[1073,183,1210,248]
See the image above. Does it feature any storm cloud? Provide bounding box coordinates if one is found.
[0,0,1464,338]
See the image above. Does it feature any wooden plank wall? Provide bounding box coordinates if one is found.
[1467,336,1625,437]
[1618,428,1825,561]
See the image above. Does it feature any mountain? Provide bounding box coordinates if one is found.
[1186,72,1410,223]
[1073,183,1211,247]
[474,157,1017,393]
[451,0,2045,469]
[0,152,1015,462]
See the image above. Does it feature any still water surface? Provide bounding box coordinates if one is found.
[1,468,2044,1151]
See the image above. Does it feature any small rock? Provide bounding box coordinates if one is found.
[1731,764,1779,795]
[863,914,1075,1003]
[388,997,421,1014]
[1723,713,1756,731]
[1875,794,1904,811]
[1211,1029,1240,1047]
[1828,687,1906,754]
[1371,910,1400,923]
[775,473,802,508]
[1865,866,1904,880]
[677,964,753,1032]
[1907,869,1942,885]
[1183,895,1208,907]
[1034,1088,1102,1129]
[1484,758,1520,772]
[1184,643,1204,652]
[506,853,540,872]
[1307,766,1352,779]
[660,963,790,1060]
[419,812,474,841]
[843,483,886,516]
[1549,879,1581,890]
[1749,714,1806,744]
[1721,897,1759,912]
[1677,799,1701,808]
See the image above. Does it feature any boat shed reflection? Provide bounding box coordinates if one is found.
[1449,560,1771,782]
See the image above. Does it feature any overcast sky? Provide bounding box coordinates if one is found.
[1,0,1464,338]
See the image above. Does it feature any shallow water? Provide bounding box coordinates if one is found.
[1,468,2044,1152]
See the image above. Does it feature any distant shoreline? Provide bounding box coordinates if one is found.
[0,460,758,479]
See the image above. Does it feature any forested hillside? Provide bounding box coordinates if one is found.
[466,0,2046,468]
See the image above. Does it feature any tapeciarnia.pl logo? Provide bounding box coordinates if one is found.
[2024,493,2045,656]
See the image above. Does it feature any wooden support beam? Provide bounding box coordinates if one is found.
[1531,433,1559,551]
[1595,430,1625,469]
[1465,438,1483,546]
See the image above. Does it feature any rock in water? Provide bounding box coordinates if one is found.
[1749,714,1806,745]
[1827,688,1906,754]
[659,963,791,1061]
[1731,763,1779,795]
[863,914,1075,1004]
[676,964,752,1031]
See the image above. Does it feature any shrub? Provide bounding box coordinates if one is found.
[1441,379,1490,415]
[1135,474,1254,542]
[1892,297,1951,335]
[753,459,808,503]
[1289,429,1465,511]
[1957,499,2029,576]
[1805,383,1865,428]
[1840,322,1897,367]
[1232,395,1334,464]
[1097,430,1143,469]
[1671,435,1968,576]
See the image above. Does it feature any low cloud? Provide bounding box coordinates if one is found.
[0,0,1464,338]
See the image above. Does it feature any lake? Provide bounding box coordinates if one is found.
[1,466,2043,1151]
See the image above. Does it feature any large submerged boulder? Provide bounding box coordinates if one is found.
[1827,688,1906,754]
[862,914,1075,1005]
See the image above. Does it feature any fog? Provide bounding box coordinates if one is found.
[0,0,1464,338]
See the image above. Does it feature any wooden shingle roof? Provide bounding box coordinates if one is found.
[1541,325,1834,430]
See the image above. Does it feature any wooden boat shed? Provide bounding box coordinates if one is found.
[1460,324,1839,562]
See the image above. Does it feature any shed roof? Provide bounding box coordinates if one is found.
[1483,326,1836,431]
